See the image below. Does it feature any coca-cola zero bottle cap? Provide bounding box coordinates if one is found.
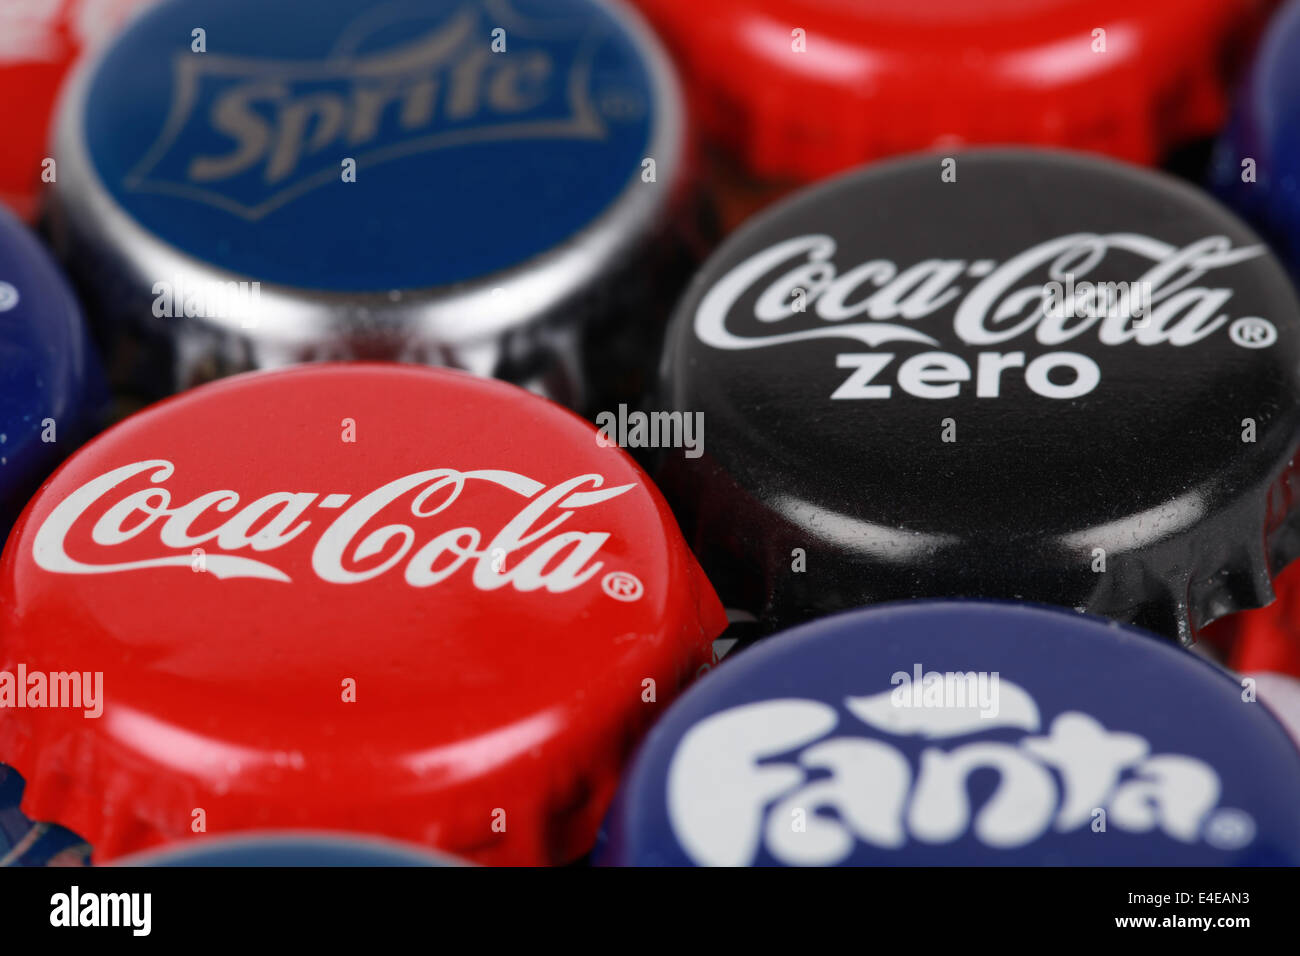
[658,148,1300,641]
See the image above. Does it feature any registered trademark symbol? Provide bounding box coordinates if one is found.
[1203,808,1256,850]
[602,570,643,602]
[0,282,19,312]
[1229,316,1277,349]
[598,90,647,121]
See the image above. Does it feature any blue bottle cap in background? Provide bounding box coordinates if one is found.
[0,204,104,537]
[0,765,90,867]
[112,833,467,867]
[597,601,1300,866]
[1213,0,1300,273]
[2,764,464,867]
[48,0,685,407]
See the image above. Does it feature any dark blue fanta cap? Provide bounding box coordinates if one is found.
[597,601,1300,866]
[0,204,104,538]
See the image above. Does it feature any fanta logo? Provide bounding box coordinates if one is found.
[121,6,609,220]
[666,681,1249,865]
[32,459,636,593]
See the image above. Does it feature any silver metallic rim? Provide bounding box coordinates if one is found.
[51,0,685,352]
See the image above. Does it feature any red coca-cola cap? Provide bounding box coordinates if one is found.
[633,0,1266,182]
[0,363,726,864]
[1212,561,1300,677]
[0,0,154,220]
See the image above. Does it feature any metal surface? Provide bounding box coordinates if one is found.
[47,0,685,409]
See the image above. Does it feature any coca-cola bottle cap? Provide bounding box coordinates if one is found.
[632,0,1264,184]
[1242,671,1300,749]
[657,148,1300,641]
[0,0,155,221]
[1206,560,1300,678]
[596,601,1300,865]
[0,363,726,864]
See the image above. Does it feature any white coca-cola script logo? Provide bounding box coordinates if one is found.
[32,459,637,593]
[668,680,1252,865]
[695,233,1273,400]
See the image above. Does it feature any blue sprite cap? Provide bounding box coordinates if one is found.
[76,0,663,292]
[0,765,91,867]
[0,205,104,537]
[1213,0,1300,275]
[596,601,1300,866]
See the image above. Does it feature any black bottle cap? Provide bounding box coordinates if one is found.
[658,149,1300,642]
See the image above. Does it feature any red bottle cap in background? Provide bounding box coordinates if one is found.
[0,0,154,220]
[0,364,726,864]
[633,0,1267,183]
[1246,672,1300,748]
[1210,561,1300,677]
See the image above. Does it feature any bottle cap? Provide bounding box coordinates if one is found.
[657,148,1300,640]
[598,601,1300,865]
[1212,0,1300,276]
[1243,671,1300,749]
[0,764,90,867]
[47,0,686,411]
[1206,562,1300,677]
[634,0,1264,183]
[0,363,725,864]
[0,0,154,220]
[0,202,105,535]
[113,831,466,866]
